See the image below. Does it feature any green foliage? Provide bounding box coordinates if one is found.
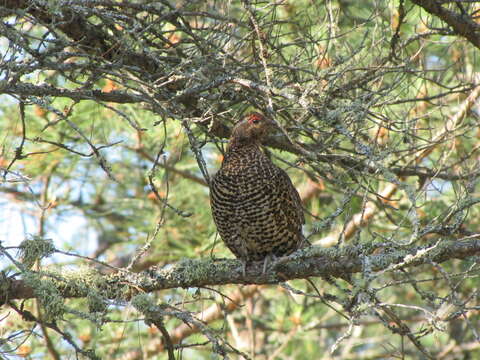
[1,0,480,359]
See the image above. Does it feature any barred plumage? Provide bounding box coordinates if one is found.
[210,112,305,264]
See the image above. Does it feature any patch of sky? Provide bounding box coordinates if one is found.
[0,162,103,270]
[418,157,453,200]
[202,142,224,174]
[425,178,451,200]
[0,95,17,110]
[0,197,97,268]
[425,55,445,71]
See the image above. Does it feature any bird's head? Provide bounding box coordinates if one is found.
[229,112,276,147]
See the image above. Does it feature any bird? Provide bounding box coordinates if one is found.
[210,112,305,273]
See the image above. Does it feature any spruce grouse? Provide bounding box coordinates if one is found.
[210,112,305,268]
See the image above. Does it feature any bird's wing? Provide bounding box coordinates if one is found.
[271,168,305,230]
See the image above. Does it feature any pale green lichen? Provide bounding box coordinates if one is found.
[23,272,64,322]
[39,266,115,326]
[40,266,115,318]
[298,245,336,260]
[131,293,153,313]
[176,258,211,284]
[87,290,108,314]
[46,266,98,297]
[214,259,237,274]
[19,236,55,269]
[63,266,128,300]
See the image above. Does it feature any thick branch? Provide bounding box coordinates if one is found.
[2,238,479,304]
[411,0,480,49]
[1,83,146,104]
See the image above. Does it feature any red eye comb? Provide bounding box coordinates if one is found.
[248,113,263,124]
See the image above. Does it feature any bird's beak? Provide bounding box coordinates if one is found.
[267,117,279,129]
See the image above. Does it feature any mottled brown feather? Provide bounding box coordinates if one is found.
[210,112,304,262]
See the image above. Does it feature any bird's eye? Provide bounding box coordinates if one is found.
[252,118,259,124]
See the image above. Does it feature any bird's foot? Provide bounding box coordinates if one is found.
[239,259,249,277]
[240,257,282,276]
[261,254,279,275]
[266,254,293,275]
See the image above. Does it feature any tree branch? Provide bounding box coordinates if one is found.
[1,83,146,104]
[2,238,479,304]
[2,0,170,73]
[411,0,480,49]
